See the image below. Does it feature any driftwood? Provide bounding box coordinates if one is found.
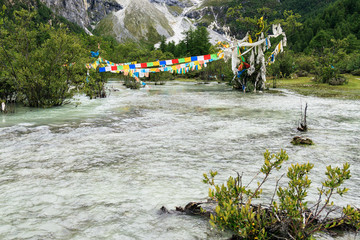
[160,200,217,217]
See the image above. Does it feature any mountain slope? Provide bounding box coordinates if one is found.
[95,0,227,45]
[34,0,344,48]
[37,0,226,45]
[40,0,123,33]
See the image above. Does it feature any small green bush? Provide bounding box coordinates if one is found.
[203,150,360,239]
[351,69,360,76]
[268,51,295,78]
[294,54,317,76]
[123,77,141,89]
[314,66,347,85]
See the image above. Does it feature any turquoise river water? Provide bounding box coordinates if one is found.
[0,81,359,239]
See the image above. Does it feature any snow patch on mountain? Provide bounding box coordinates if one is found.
[42,0,227,45]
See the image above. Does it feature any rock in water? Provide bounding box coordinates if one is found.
[291,136,314,145]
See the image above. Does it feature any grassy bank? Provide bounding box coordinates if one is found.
[273,75,360,100]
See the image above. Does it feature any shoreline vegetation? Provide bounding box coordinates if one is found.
[162,150,360,240]
[154,74,360,100]
[273,74,360,100]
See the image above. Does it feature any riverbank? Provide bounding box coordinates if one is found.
[110,75,360,99]
[273,74,360,100]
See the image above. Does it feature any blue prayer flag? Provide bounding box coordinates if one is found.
[91,51,99,58]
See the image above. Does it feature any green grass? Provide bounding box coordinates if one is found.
[198,14,215,26]
[201,0,233,7]
[174,78,198,82]
[93,14,116,37]
[167,5,183,15]
[274,75,360,99]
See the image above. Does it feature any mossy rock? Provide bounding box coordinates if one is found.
[291,136,314,145]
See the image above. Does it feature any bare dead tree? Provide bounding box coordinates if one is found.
[298,103,308,132]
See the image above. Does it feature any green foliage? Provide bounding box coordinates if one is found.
[314,66,347,85]
[351,68,360,76]
[268,51,295,78]
[203,150,288,239]
[294,54,317,76]
[276,162,314,238]
[0,8,87,107]
[343,205,360,230]
[84,70,108,99]
[184,59,233,82]
[123,76,141,89]
[159,27,211,57]
[293,0,360,53]
[204,150,359,239]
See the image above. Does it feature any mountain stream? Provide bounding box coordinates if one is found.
[0,81,359,239]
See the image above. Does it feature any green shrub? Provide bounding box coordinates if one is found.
[328,76,347,85]
[351,69,360,76]
[123,76,141,89]
[84,71,108,99]
[203,150,360,239]
[268,51,295,78]
[314,66,346,85]
[294,54,317,76]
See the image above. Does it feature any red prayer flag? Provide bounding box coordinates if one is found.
[111,66,117,71]
[204,55,211,60]
[141,63,147,68]
[172,59,179,64]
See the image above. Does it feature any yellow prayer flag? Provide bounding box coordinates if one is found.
[185,57,191,63]
[249,35,253,43]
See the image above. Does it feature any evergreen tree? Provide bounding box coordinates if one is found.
[159,35,167,53]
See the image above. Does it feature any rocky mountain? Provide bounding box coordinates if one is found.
[40,0,227,45]
[40,0,123,32]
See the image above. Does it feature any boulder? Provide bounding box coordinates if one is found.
[291,136,314,145]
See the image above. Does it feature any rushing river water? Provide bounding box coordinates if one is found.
[0,81,359,239]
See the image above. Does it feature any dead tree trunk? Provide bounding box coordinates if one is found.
[297,103,308,132]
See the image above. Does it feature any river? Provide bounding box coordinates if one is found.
[0,81,359,239]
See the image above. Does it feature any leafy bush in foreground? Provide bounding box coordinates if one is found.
[203,150,360,239]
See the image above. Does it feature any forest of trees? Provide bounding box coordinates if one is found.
[221,0,360,88]
[0,0,359,107]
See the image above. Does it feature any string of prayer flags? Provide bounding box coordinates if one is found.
[98,54,221,73]
[102,53,220,70]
